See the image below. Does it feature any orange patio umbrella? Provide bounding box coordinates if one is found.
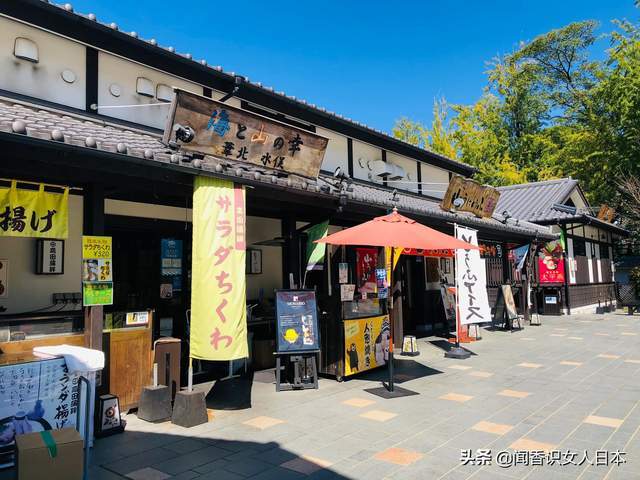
[316,208,478,393]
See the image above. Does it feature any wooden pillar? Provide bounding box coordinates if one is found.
[562,226,571,315]
[83,183,104,351]
[282,215,300,289]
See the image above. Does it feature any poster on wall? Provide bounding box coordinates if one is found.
[275,290,319,353]
[338,263,349,284]
[440,285,456,322]
[340,284,355,302]
[0,181,69,239]
[455,226,491,325]
[161,238,183,292]
[538,240,565,284]
[0,357,79,467]
[356,248,378,294]
[343,315,391,376]
[82,236,113,306]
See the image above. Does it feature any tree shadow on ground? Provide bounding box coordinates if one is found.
[0,426,353,479]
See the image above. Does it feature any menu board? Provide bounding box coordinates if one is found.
[275,290,319,353]
[0,358,79,467]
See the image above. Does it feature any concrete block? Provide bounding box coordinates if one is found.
[137,385,172,423]
[171,390,208,428]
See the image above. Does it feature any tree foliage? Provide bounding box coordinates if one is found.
[392,15,640,223]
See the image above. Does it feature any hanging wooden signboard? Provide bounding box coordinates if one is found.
[163,89,329,179]
[440,175,501,218]
[597,204,615,223]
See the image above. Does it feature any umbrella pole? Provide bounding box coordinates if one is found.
[388,247,395,392]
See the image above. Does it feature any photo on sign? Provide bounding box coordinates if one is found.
[343,315,391,376]
[82,259,99,282]
[338,262,349,284]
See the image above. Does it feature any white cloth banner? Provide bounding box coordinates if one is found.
[455,225,492,325]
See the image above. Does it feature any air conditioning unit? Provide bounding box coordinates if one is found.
[371,160,393,177]
[388,164,405,180]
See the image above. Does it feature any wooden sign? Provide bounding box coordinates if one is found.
[597,204,615,223]
[163,89,329,179]
[440,175,501,218]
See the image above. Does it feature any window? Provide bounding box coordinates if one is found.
[572,238,586,257]
[599,244,610,259]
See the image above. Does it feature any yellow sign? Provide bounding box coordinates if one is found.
[190,176,248,361]
[344,315,391,377]
[440,175,501,218]
[0,181,68,238]
[82,236,112,259]
[384,246,402,286]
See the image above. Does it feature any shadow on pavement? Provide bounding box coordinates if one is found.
[350,358,444,384]
[0,427,353,479]
[428,339,477,356]
[206,371,254,410]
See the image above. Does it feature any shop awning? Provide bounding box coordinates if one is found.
[316,208,479,251]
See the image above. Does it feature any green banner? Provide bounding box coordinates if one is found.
[83,282,113,306]
[305,221,329,271]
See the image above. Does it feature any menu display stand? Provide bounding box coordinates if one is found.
[274,290,320,392]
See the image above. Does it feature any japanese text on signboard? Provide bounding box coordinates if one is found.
[163,90,329,179]
[455,226,492,325]
[0,182,68,239]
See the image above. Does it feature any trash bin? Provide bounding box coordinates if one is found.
[153,337,181,400]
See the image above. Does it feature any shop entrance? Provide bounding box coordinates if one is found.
[400,256,449,339]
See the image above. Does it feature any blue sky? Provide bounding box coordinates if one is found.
[73,1,637,133]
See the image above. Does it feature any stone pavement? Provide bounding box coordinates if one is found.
[17,311,640,479]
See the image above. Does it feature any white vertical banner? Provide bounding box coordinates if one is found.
[455,225,492,325]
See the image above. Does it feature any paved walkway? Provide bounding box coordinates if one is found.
[75,312,640,479]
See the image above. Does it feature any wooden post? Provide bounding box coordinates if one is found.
[83,183,104,351]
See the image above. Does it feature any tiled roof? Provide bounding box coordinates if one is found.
[11,1,474,175]
[496,178,580,222]
[0,96,554,240]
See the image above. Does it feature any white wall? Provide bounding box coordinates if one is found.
[0,195,83,313]
[352,140,383,184]
[386,151,418,194]
[421,164,450,199]
[316,126,348,174]
[246,217,282,300]
[0,16,86,109]
[97,52,201,129]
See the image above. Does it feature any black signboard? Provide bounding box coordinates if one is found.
[275,290,320,353]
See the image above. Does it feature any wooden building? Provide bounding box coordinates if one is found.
[496,178,628,315]
[0,1,555,397]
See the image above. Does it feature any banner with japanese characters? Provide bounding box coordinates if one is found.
[190,176,248,360]
[0,358,79,466]
[0,181,68,238]
[455,225,491,325]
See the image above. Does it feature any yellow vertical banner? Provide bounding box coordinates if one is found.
[0,181,68,238]
[190,176,248,360]
[384,246,402,283]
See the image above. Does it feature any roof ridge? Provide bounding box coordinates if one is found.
[497,178,575,191]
